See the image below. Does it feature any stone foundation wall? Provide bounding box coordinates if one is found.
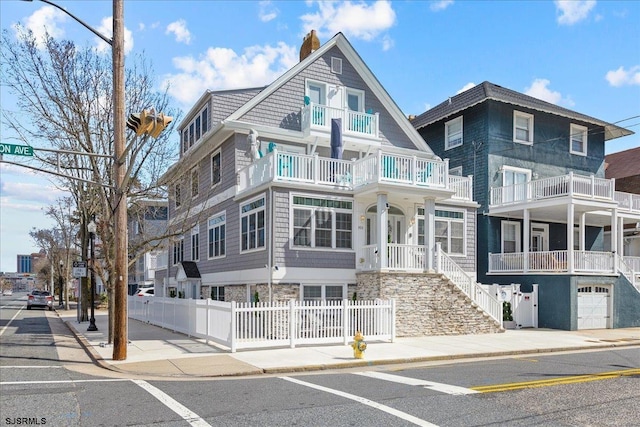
[357,272,502,336]
[224,283,300,303]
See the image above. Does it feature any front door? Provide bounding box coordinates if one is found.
[531,223,549,251]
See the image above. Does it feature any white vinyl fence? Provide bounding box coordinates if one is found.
[128,297,395,352]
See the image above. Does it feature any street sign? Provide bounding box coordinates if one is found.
[72,261,87,278]
[0,143,34,157]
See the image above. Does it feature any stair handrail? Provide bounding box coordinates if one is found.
[435,243,502,324]
[616,253,639,292]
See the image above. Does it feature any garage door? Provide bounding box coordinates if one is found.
[577,286,610,329]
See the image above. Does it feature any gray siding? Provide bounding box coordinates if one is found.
[239,46,417,150]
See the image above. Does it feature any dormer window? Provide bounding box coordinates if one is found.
[181,104,210,155]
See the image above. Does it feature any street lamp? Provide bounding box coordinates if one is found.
[87,216,98,331]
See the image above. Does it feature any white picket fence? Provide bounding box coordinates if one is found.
[128,297,395,352]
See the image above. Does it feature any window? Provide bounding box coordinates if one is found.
[292,196,353,249]
[195,116,201,141]
[201,107,208,136]
[513,111,534,144]
[189,123,195,147]
[182,130,189,154]
[307,81,326,105]
[173,236,184,265]
[210,286,224,301]
[191,168,199,198]
[191,226,199,261]
[502,166,531,203]
[240,197,266,252]
[302,285,344,302]
[417,208,465,255]
[445,116,463,149]
[449,166,463,176]
[208,212,226,258]
[331,57,342,74]
[211,151,221,186]
[174,183,182,209]
[346,88,364,112]
[181,104,209,155]
[570,124,588,156]
[501,221,521,253]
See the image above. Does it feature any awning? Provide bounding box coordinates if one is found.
[176,261,201,281]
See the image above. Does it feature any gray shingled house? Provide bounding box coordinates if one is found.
[155,33,502,336]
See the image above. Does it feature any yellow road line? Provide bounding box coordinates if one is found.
[471,368,640,393]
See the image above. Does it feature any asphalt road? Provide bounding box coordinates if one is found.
[1,292,639,427]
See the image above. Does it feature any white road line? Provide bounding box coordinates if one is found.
[280,376,439,427]
[0,307,23,337]
[2,379,128,385]
[355,371,478,395]
[132,379,211,427]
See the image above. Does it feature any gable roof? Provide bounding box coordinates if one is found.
[411,81,633,141]
[605,146,640,179]
[225,32,433,155]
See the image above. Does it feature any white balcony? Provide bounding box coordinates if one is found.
[301,102,379,140]
[237,149,473,201]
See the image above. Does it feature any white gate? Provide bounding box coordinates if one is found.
[577,285,610,329]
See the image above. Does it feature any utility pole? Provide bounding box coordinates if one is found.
[112,0,127,361]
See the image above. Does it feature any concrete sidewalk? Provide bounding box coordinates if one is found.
[56,307,640,378]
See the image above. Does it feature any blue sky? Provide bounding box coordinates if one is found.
[1,0,639,272]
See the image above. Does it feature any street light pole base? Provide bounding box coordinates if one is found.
[87,321,98,331]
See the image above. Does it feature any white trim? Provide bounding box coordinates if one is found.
[530,222,549,252]
[513,110,534,144]
[305,79,327,105]
[210,150,221,187]
[191,225,200,262]
[239,193,267,253]
[331,57,342,74]
[190,167,199,199]
[301,283,347,301]
[445,116,463,150]
[569,123,588,156]
[345,87,365,112]
[501,220,521,253]
[207,211,226,260]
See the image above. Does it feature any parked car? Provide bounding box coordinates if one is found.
[27,290,53,310]
[136,287,154,297]
[2,289,13,296]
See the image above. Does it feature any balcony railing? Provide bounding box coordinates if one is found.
[237,149,472,200]
[614,191,640,212]
[301,103,379,139]
[490,172,617,208]
[488,250,618,274]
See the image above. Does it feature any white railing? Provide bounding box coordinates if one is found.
[237,149,472,200]
[617,255,640,291]
[435,243,502,324]
[615,191,640,213]
[490,172,616,207]
[128,297,395,352]
[488,250,618,274]
[301,103,379,138]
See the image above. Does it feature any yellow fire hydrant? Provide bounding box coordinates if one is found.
[351,331,367,359]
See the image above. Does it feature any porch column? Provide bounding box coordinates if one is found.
[579,212,586,251]
[617,216,624,256]
[523,208,530,273]
[567,203,574,273]
[610,208,618,255]
[377,193,388,269]
[423,198,436,272]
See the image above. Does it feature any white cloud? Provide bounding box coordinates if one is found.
[1,181,65,205]
[162,42,298,108]
[430,1,454,12]
[524,78,574,107]
[17,5,68,49]
[381,34,394,51]
[301,1,396,42]
[456,82,476,94]
[555,0,596,25]
[605,65,640,87]
[166,19,192,45]
[259,1,279,22]
[95,16,134,55]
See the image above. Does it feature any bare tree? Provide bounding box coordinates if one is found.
[1,26,183,341]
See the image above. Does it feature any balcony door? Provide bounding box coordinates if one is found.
[502,166,531,203]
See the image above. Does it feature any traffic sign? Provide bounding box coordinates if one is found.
[0,143,34,157]
[72,261,87,278]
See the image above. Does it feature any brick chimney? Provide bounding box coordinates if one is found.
[299,30,320,62]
